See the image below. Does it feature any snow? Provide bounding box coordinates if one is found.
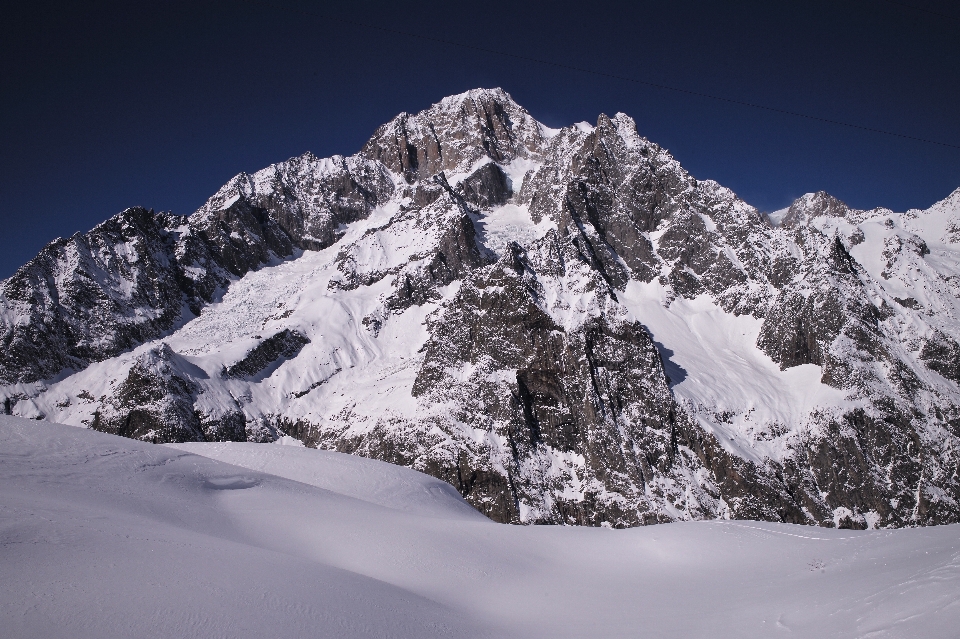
[823,202,960,328]
[621,279,851,461]
[20,186,459,430]
[218,193,240,210]
[443,156,493,187]
[474,203,555,257]
[500,156,540,191]
[848,216,898,281]
[903,188,960,280]
[4,416,960,639]
[767,206,790,226]
[538,123,561,139]
[166,440,484,519]
[905,187,960,247]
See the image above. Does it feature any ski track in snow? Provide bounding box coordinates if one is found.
[3,416,960,639]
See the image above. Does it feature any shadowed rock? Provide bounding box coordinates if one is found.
[224,330,311,379]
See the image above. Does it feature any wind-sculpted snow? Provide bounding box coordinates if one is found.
[3,88,960,530]
[4,418,960,639]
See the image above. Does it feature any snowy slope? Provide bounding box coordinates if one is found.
[166,440,485,520]
[620,278,851,463]
[4,417,960,639]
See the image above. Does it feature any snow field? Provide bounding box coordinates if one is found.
[621,279,851,462]
[4,416,960,639]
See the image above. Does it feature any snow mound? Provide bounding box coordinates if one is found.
[165,441,484,519]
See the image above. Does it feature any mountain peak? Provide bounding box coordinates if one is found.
[435,86,517,110]
[359,87,544,182]
[930,186,960,213]
[780,190,849,226]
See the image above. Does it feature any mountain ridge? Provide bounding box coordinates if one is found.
[3,88,960,529]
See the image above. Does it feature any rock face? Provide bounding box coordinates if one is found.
[224,330,311,379]
[4,88,960,529]
[0,208,188,384]
[405,244,686,525]
[0,154,394,387]
[360,89,543,183]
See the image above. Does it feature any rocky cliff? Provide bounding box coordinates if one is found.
[3,88,960,529]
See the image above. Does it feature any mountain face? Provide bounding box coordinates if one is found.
[3,88,960,529]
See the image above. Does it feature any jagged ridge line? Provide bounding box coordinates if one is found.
[245,0,960,151]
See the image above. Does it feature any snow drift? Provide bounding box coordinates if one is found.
[3,417,960,638]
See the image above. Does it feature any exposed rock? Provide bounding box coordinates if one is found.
[457,162,512,209]
[198,153,395,252]
[780,191,850,227]
[403,241,708,524]
[224,329,311,379]
[0,209,189,384]
[359,88,544,183]
[921,331,960,384]
[91,344,204,443]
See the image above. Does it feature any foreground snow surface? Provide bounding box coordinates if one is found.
[3,417,960,639]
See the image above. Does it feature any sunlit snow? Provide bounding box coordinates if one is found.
[621,279,851,462]
[4,416,959,639]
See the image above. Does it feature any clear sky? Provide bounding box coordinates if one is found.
[2,0,958,278]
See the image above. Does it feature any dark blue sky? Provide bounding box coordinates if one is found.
[2,0,958,278]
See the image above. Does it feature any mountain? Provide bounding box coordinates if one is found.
[2,88,960,529]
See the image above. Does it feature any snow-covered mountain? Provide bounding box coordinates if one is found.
[3,88,960,529]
